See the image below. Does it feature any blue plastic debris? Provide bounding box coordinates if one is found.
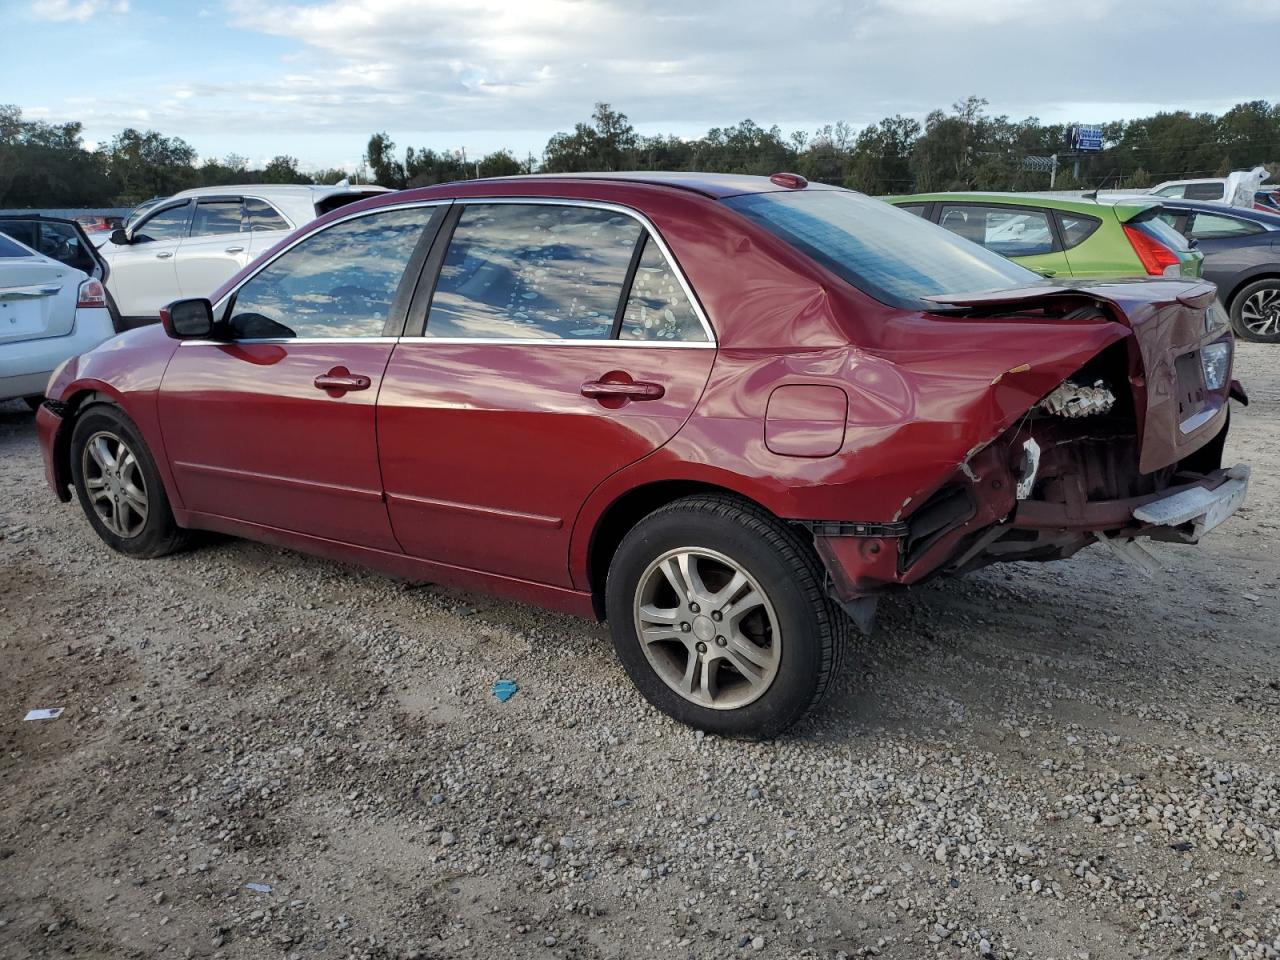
[245,882,272,894]
[491,679,519,702]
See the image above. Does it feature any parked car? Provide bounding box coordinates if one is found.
[74,214,123,234]
[886,192,1201,279]
[1253,190,1280,214]
[1148,198,1280,342]
[36,173,1248,736]
[0,228,114,407]
[98,183,390,326]
[1149,168,1271,209]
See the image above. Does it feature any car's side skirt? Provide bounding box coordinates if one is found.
[178,509,599,620]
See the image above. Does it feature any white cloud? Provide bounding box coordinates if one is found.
[30,0,129,21]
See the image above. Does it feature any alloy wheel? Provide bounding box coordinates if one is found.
[81,431,149,539]
[632,547,781,710]
[1240,286,1280,338]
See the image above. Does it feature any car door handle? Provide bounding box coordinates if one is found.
[155,251,173,259]
[225,245,245,254]
[314,368,371,395]
[581,378,665,401]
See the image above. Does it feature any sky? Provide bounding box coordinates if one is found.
[6,0,1276,174]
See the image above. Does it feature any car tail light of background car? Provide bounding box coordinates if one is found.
[1122,223,1181,276]
[77,278,107,309]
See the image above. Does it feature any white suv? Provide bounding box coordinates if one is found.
[100,183,390,324]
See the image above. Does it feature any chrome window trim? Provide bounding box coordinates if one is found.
[422,196,716,345]
[209,195,718,348]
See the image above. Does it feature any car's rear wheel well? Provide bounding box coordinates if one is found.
[586,480,782,618]
[1223,272,1280,312]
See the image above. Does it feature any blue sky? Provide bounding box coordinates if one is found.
[7,0,1275,174]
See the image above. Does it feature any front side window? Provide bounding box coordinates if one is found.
[619,237,707,342]
[244,198,290,232]
[425,204,642,340]
[1188,212,1265,239]
[190,200,244,238]
[133,203,191,242]
[227,207,433,340]
[725,190,1037,309]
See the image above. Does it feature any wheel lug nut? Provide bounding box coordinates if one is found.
[711,611,722,622]
[689,603,700,614]
[695,641,707,654]
[680,622,691,632]
[715,636,727,647]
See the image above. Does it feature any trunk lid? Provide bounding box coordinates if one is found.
[924,278,1229,473]
[0,259,79,345]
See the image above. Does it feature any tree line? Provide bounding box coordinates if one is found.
[2,98,1278,210]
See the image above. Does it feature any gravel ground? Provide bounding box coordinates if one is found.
[1,343,1278,960]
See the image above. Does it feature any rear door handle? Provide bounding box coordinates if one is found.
[314,367,371,395]
[581,378,665,401]
[155,251,173,259]
[225,245,245,254]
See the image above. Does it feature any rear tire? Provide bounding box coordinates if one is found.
[605,494,847,739]
[69,404,189,558]
[1229,278,1280,342]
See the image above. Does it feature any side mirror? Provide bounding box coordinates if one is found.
[160,298,215,340]
[109,228,129,245]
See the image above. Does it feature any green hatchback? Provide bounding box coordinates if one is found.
[886,192,1203,280]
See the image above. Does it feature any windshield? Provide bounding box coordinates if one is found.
[723,189,1040,309]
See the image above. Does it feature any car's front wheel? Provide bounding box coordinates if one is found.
[605,495,847,739]
[1230,278,1280,342]
[69,405,189,558]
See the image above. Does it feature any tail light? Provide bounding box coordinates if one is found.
[1123,224,1180,276]
[77,278,107,309]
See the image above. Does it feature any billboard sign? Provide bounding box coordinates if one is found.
[1070,125,1104,152]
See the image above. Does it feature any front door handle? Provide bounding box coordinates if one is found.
[225,245,245,254]
[582,376,665,402]
[155,251,173,259]
[314,366,371,396]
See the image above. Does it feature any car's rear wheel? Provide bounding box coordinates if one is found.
[1229,278,1280,342]
[70,405,189,558]
[605,494,847,739]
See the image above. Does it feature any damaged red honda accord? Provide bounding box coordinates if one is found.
[36,172,1250,737]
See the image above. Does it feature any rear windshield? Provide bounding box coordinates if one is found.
[0,234,33,258]
[1130,209,1194,252]
[723,190,1038,309]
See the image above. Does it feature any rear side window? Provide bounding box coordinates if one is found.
[0,233,32,258]
[244,199,289,231]
[133,203,190,242]
[426,204,642,340]
[724,190,1036,309]
[1152,185,1185,198]
[1184,182,1225,201]
[1189,212,1265,238]
[190,199,243,237]
[619,236,707,342]
[228,207,433,340]
[1058,212,1102,249]
[936,204,1055,257]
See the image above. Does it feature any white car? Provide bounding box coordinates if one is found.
[1149,167,1271,209]
[99,182,390,325]
[0,229,115,407]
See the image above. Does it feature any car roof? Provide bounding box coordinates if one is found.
[168,183,391,201]
[887,190,1157,214]
[427,171,839,200]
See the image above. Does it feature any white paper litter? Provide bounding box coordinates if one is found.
[24,708,64,721]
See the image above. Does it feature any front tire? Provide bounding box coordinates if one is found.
[605,495,847,739]
[70,404,189,558]
[1229,278,1280,342]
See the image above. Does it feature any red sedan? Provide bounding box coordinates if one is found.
[36,172,1249,737]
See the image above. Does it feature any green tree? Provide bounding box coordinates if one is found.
[100,128,198,204]
[365,132,406,188]
[543,103,637,172]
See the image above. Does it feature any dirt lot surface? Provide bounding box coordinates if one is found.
[2,344,1278,960]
